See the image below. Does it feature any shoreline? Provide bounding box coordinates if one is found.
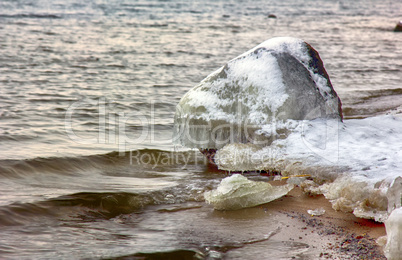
[265,181,386,259]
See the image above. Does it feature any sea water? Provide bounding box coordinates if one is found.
[0,0,402,258]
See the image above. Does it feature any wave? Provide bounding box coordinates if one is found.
[0,134,37,142]
[0,13,62,19]
[342,88,402,119]
[362,88,402,101]
[0,182,210,226]
[0,149,213,226]
[0,191,159,226]
[0,149,209,178]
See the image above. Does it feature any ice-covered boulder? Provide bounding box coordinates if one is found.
[204,174,294,210]
[173,37,342,149]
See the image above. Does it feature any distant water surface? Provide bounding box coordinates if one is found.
[0,0,401,258]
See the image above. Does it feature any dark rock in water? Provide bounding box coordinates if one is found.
[173,37,343,150]
[394,20,402,32]
[268,14,277,18]
[199,148,217,164]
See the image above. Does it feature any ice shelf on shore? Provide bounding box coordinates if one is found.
[384,207,402,260]
[214,115,402,222]
[204,174,294,210]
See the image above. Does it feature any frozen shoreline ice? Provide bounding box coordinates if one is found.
[215,115,402,222]
[173,37,402,259]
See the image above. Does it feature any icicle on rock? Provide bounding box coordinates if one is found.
[173,37,342,150]
[204,174,294,210]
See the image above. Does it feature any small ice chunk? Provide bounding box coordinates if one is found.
[307,207,326,216]
[204,174,294,210]
[376,235,387,247]
[384,207,402,260]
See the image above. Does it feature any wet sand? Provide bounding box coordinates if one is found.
[198,166,387,259]
[110,177,387,259]
[264,180,387,259]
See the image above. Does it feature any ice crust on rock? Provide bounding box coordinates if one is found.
[384,207,402,260]
[173,37,342,149]
[204,174,294,210]
[214,143,262,172]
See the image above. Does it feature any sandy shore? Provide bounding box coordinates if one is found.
[195,166,388,259]
[112,175,387,259]
[264,180,387,259]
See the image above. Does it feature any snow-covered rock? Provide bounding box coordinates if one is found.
[173,37,342,149]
